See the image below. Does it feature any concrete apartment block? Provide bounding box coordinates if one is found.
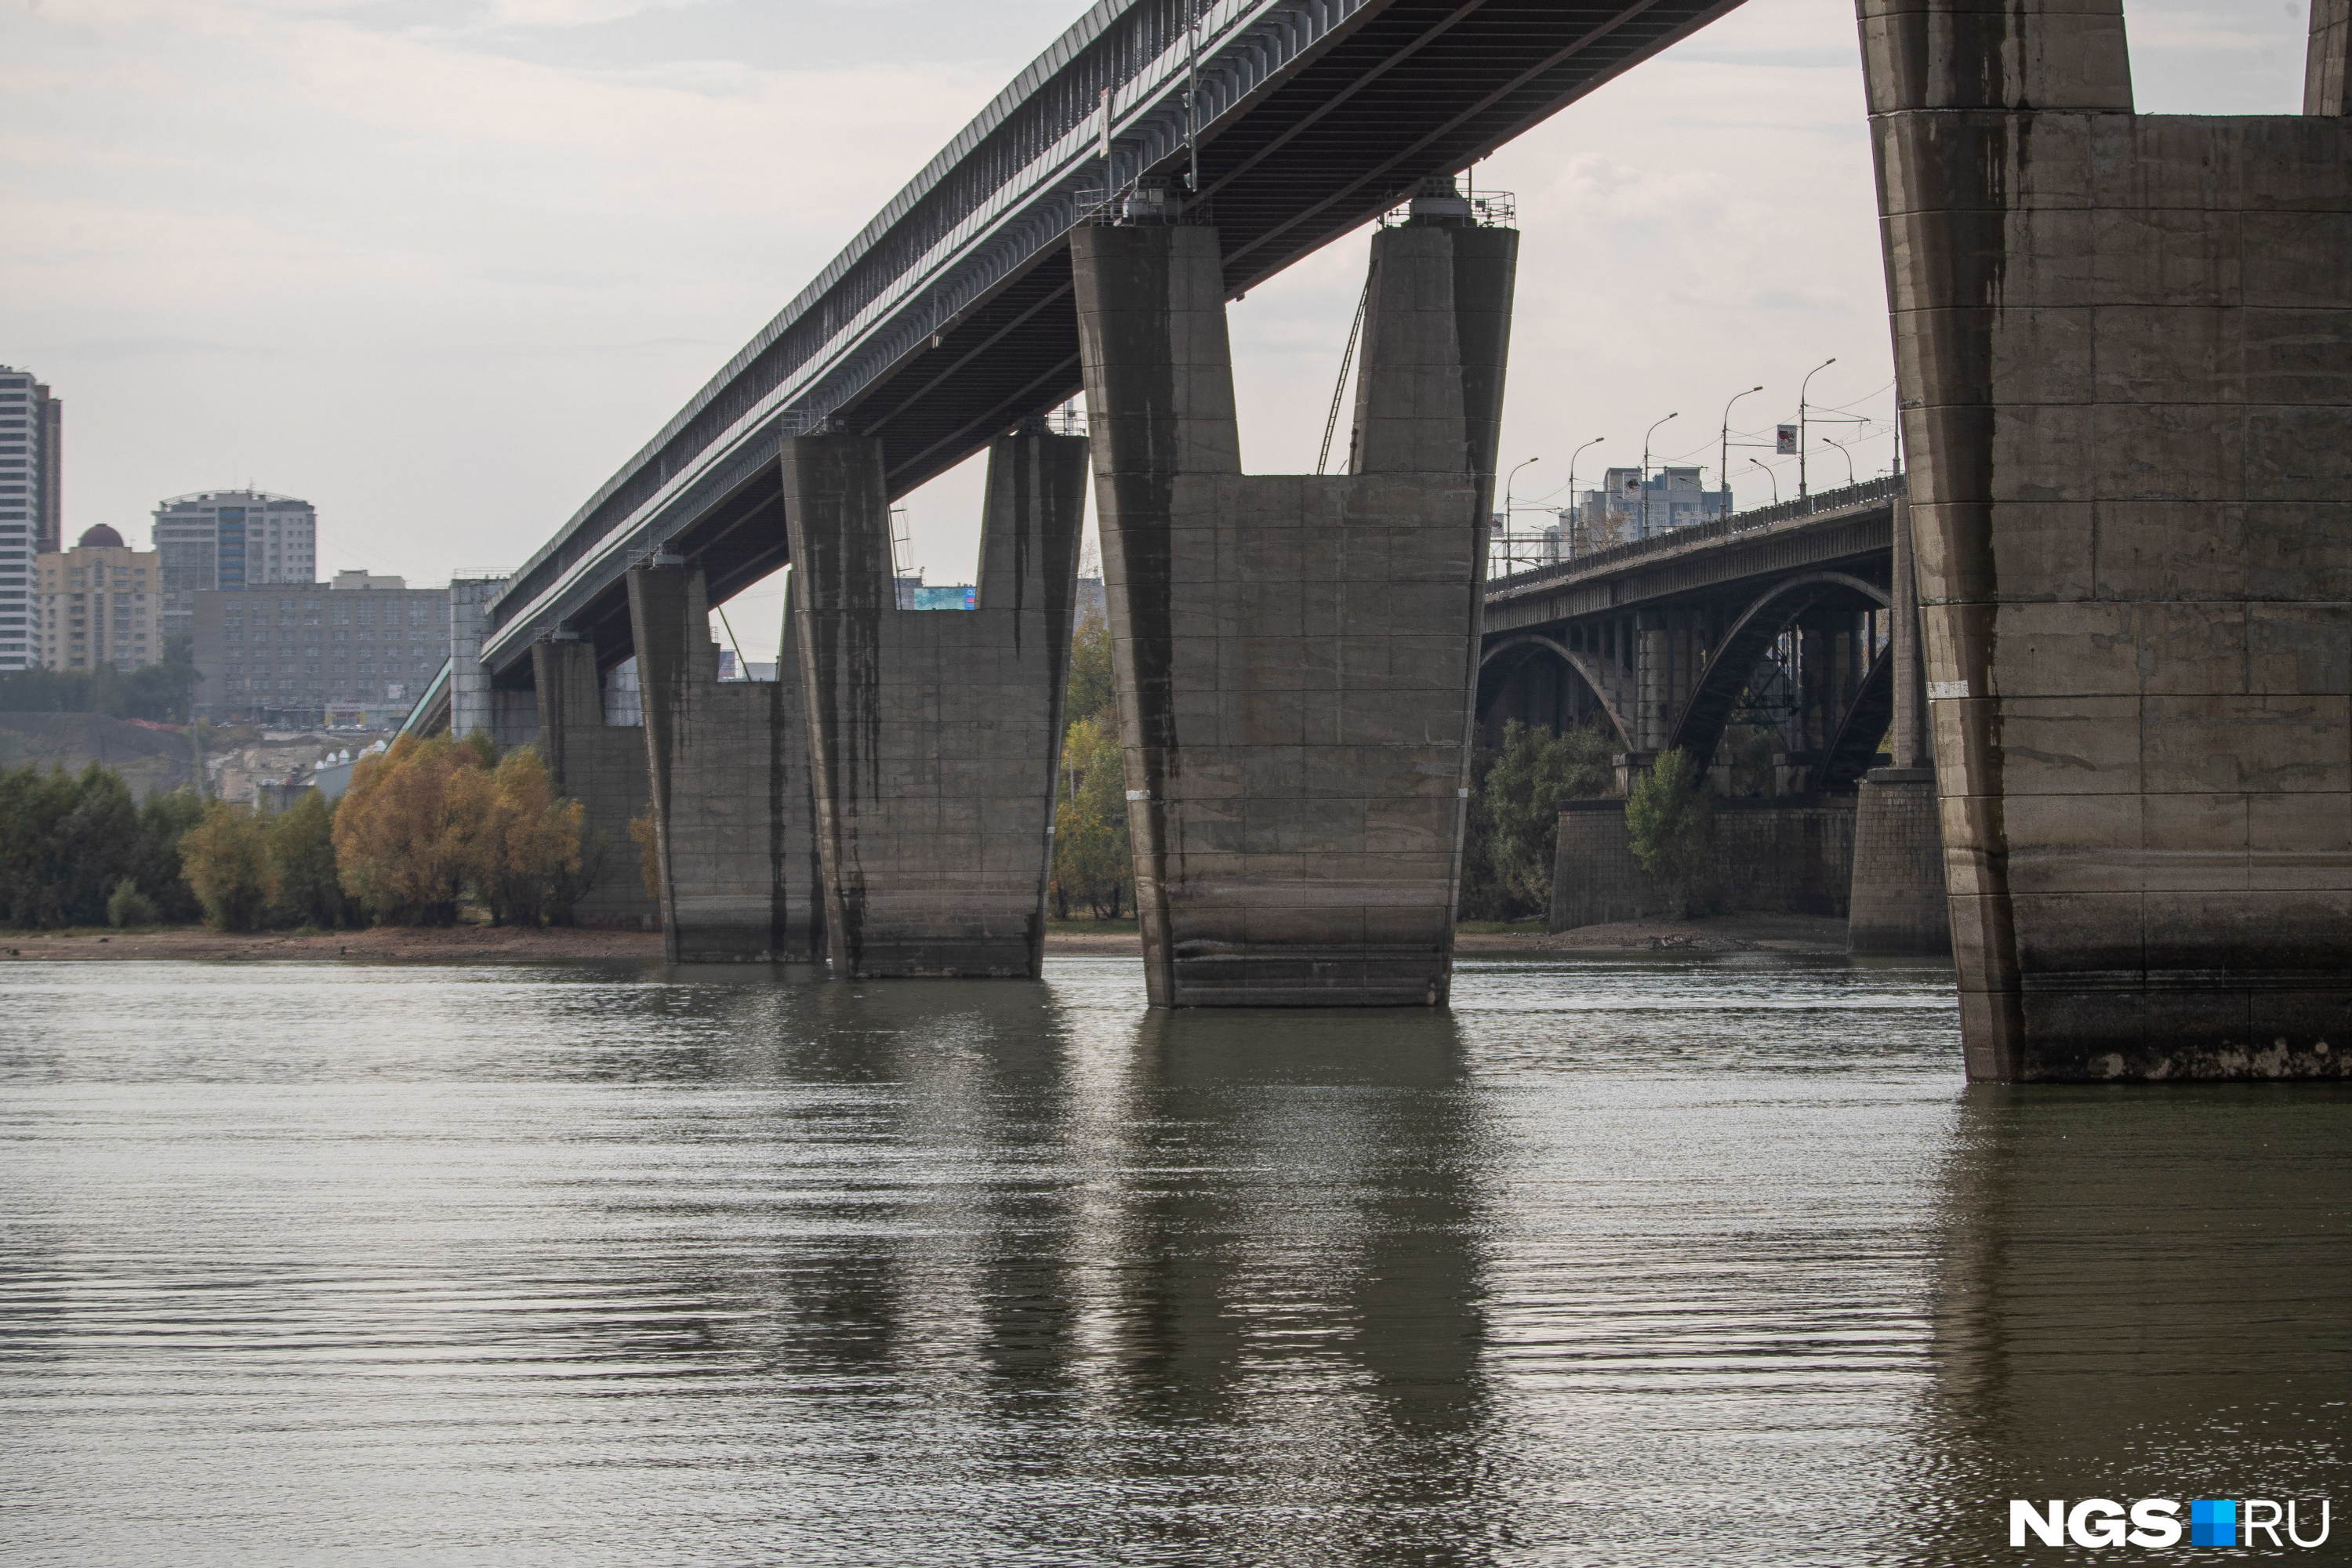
[1850,496,1952,954]
[1072,219,1515,1007]
[628,563,823,964]
[782,425,1087,978]
[1864,0,2352,1078]
[532,639,659,930]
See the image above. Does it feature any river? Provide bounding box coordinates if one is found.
[3,955,2347,1564]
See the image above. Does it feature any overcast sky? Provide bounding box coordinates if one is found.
[2,0,2318,662]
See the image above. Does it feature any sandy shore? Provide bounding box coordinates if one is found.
[1455,913,1857,956]
[2,913,1861,963]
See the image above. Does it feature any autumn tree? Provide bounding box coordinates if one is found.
[332,735,481,924]
[470,749,583,927]
[180,800,271,931]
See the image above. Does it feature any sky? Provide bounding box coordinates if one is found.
[1,0,2321,663]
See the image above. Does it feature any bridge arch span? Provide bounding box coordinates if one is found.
[1478,633,1632,750]
[1666,571,1887,775]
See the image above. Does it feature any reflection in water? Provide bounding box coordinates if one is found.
[1902,1087,2352,1563]
[1,956,2344,1564]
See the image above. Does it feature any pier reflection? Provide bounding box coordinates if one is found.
[1899,1086,2352,1562]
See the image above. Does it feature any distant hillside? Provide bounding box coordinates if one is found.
[0,713,202,799]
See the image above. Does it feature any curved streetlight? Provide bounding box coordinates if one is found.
[1719,385,1763,516]
[1750,458,1780,505]
[1501,456,1539,574]
[1798,356,1838,497]
[1565,436,1603,556]
[1820,434,1857,488]
[1640,412,1679,539]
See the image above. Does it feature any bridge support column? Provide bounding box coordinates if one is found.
[1852,495,1952,954]
[530,639,659,929]
[1865,0,2352,1076]
[1073,216,1515,1007]
[782,425,1087,978]
[626,563,822,964]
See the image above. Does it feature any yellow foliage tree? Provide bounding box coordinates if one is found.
[179,799,270,931]
[332,735,584,927]
[475,749,583,927]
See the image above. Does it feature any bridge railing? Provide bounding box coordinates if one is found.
[1485,473,1906,593]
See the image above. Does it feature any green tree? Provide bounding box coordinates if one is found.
[267,790,349,928]
[1050,713,1131,919]
[107,878,159,928]
[0,633,198,721]
[132,787,208,924]
[1470,720,1619,918]
[1065,611,1116,731]
[1624,746,1715,915]
[180,800,271,931]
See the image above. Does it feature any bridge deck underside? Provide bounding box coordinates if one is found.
[490,0,1742,684]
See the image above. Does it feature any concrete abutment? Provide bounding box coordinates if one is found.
[1073,218,1515,1007]
[627,563,823,964]
[782,426,1087,978]
[1864,0,2352,1078]
[530,639,659,930]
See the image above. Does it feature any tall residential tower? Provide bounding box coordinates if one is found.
[0,366,62,671]
[152,489,318,642]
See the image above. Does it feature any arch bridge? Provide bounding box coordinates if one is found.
[1478,476,1910,798]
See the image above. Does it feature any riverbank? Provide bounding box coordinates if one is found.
[2,913,1859,962]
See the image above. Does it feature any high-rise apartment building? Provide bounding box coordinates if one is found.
[34,525,162,672]
[0,365,62,670]
[152,489,318,642]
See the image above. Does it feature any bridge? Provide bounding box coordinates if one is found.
[474,0,1741,688]
[435,0,2352,1085]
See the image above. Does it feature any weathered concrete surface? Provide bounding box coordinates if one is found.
[1552,797,1857,931]
[448,577,508,742]
[531,639,658,929]
[1849,495,1952,954]
[1073,220,1515,1006]
[1849,768,1951,953]
[2313,0,2349,118]
[627,564,822,964]
[1865,0,2352,1078]
[782,426,1086,978]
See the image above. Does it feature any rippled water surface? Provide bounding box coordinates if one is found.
[4,956,2348,1565]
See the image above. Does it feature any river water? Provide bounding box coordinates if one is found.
[2,955,2347,1565]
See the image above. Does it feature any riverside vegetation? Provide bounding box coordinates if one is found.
[0,733,596,933]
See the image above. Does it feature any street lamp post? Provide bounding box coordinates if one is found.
[1798,356,1837,498]
[1719,384,1762,517]
[1564,436,1602,555]
[1640,412,1678,540]
[1821,434,1857,488]
[1749,458,1779,505]
[1501,456,1538,573]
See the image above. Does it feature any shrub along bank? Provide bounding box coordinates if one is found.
[0,733,593,933]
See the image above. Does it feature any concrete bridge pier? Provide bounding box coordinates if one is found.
[1073,213,1516,1007]
[781,425,1087,978]
[626,563,823,964]
[530,639,659,929]
[1866,0,2352,1076]
[1849,496,1951,955]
